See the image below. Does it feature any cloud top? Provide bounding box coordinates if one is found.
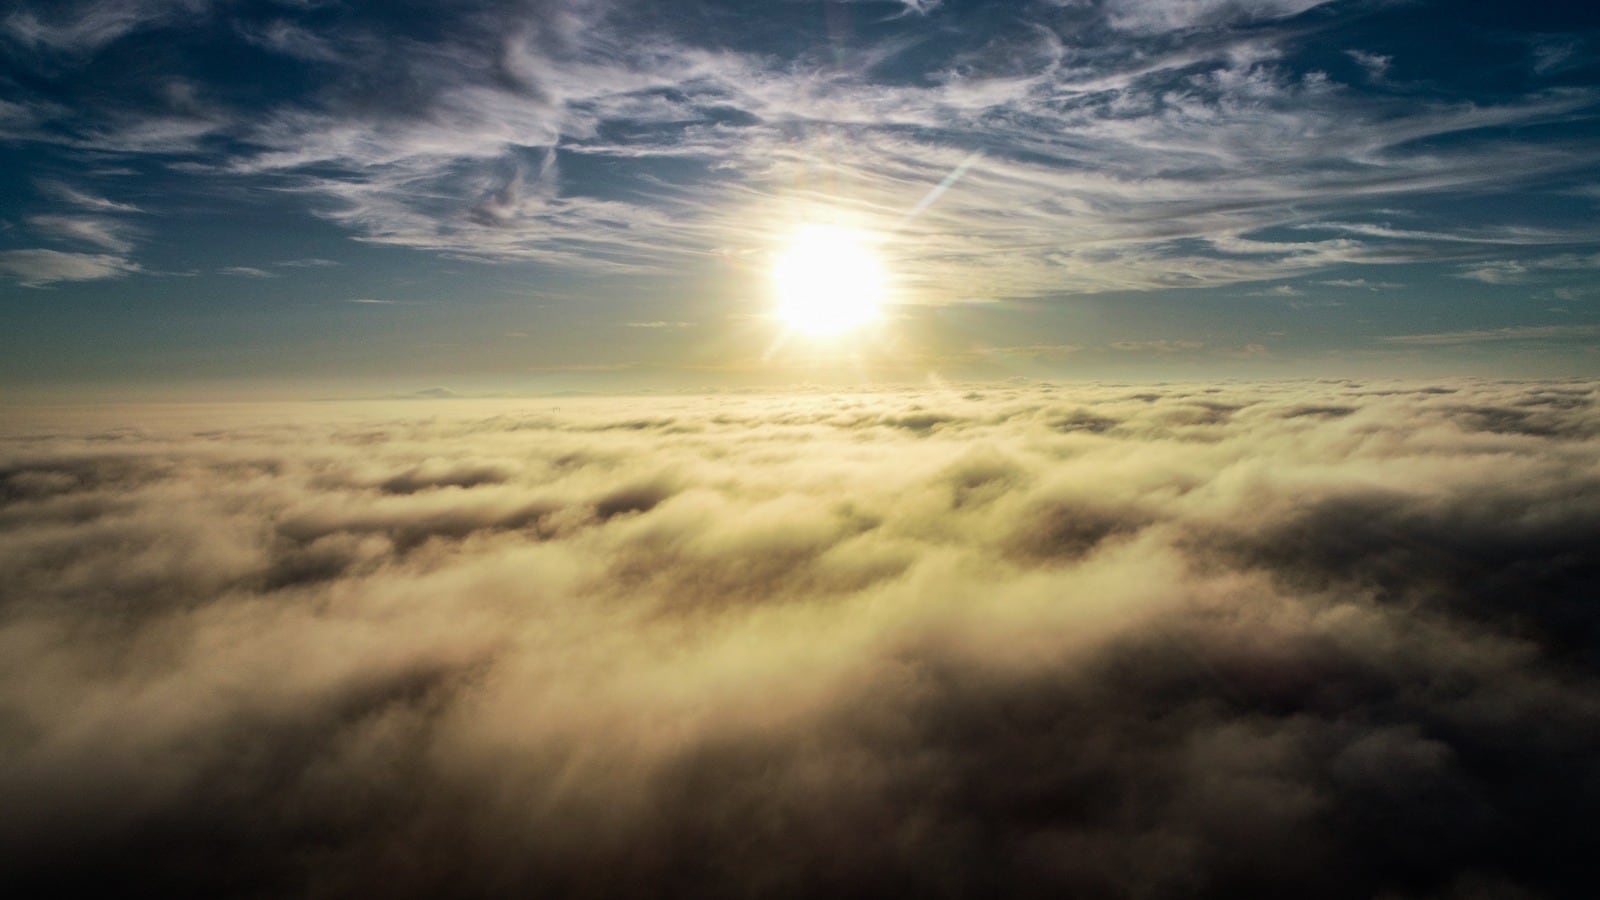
[2,380,1598,897]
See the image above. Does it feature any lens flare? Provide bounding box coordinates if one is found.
[771,225,886,336]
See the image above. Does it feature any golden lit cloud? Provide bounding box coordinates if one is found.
[2,381,1597,896]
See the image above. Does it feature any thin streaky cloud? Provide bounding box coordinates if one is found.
[35,180,143,214]
[1380,324,1600,345]
[0,248,139,286]
[26,215,137,253]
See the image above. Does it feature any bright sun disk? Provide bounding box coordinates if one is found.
[771,225,886,336]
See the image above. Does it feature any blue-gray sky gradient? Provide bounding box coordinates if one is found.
[2,0,1598,393]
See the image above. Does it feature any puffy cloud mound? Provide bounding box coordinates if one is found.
[2,381,1598,899]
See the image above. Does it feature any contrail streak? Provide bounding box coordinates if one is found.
[898,152,983,228]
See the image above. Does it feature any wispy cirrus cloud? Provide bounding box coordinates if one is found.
[1457,260,1529,284]
[0,248,139,286]
[1101,0,1338,34]
[7,0,1600,302]
[1,0,211,57]
[35,180,142,214]
[1316,278,1401,290]
[1345,48,1392,80]
[1456,251,1600,284]
[26,215,137,253]
[1380,323,1600,345]
[217,265,274,278]
[1110,338,1206,352]
[233,18,342,63]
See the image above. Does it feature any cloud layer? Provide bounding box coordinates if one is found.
[3,380,1598,897]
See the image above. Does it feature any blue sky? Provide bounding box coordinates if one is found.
[2,0,1598,395]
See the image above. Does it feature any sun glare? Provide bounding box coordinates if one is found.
[771,225,887,336]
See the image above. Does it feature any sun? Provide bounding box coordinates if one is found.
[771,225,887,336]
